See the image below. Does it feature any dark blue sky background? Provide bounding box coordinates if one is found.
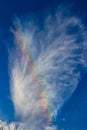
[0,0,87,129]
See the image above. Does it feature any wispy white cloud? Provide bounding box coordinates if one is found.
[0,120,16,130]
[9,7,87,130]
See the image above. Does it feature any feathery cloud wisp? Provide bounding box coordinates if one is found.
[9,9,87,130]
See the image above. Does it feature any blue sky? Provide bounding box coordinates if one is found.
[0,0,87,130]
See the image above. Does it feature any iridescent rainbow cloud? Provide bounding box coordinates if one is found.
[9,9,87,130]
[14,29,52,124]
